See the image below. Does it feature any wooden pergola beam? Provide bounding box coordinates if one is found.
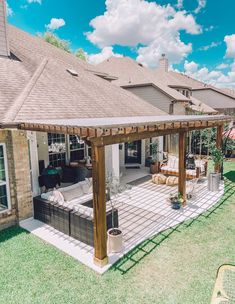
[19,118,231,141]
[91,144,108,267]
[178,131,186,206]
[215,125,224,173]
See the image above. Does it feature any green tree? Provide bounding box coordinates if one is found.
[75,48,87,61]
[42,32,71,53]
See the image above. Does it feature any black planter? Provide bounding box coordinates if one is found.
[171,202,181,210]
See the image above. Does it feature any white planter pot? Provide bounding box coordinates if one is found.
[208,172,221,192]
[107,228,123,253]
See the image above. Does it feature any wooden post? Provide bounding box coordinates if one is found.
[91,144,108,267]
[215,125,223,173]
[178,131,186,206]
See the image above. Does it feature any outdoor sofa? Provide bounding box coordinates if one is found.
[158,154,208,179]
[33,180,118,246]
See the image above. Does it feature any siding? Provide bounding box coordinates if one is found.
[0,0,9,57]
[125,85,172,113]
[193,89,235,110]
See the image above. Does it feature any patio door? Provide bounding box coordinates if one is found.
[125,140,142,164]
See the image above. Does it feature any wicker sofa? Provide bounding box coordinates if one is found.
[33,196,118,247]
[158,155,208,179]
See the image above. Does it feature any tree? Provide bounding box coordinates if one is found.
[42,32,71,53]
[75,48,87,61]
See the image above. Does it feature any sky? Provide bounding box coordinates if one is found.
[6,0,235,88]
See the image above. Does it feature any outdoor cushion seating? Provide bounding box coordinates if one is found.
[158,155,207,179]
[166,176,179,186]
[152,173,167,184]
[33,196,118,247]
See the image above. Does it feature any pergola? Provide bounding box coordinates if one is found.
[19,114,231,267]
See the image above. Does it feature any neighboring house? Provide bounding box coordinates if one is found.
[0,1,165,229]
[97,56,217,116]
[154,65,235,116]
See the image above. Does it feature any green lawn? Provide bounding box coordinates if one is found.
[0,161,235,304]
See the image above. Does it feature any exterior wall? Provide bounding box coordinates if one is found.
[0,129,32,231]
[125,86,172,114]
[0,0,9,57]
[173,102,187,115]
[192,89,235,114]
[36,132,49,167]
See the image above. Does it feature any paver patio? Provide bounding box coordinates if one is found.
[20,176,224,274]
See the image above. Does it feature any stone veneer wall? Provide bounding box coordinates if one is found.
[0,129,32,231]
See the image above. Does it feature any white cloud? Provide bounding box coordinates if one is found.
[175,0,183,9]
[199,41,221,51]
[216,63,229,70]
[88,47,123,65]
[194,0,206,14]
[184,60,235,88]
[46,18,66,31]
[204,25,215,32]
[6,2,13,16]
[225,34,235,58]
[86,0,201,68]
[184,60,198,73]
[27,0,42,4]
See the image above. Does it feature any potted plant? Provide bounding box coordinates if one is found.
[169,193,183,210]
[106,174,131,253]
[149,140,159,174]
[208,146,223,191]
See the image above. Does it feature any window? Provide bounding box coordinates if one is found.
[0,144,10,211]
[48,133,66,167]
[69,135,85,161]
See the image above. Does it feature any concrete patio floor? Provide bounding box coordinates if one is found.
[20,177,224,274]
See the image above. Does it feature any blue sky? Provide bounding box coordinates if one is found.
[6,0,235,88]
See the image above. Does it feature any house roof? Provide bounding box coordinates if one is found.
[188,96,218,114]
[97,57,219,114]
[0,25,167,123]
[168,71,235,101]
[96,57,190,102]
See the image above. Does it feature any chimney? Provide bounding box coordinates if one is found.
[159,54,168,72]
[0,0,10,57]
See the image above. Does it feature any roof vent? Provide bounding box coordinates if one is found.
[67,69,78,76]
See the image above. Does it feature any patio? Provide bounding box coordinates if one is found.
[20,176,224,274]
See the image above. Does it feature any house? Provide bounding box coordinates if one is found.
[0,0,231,268]
[153,63,235,116]
[97,55,217,116]
[0,0,166,230]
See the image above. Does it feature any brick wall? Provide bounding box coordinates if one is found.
[0,129,32,230]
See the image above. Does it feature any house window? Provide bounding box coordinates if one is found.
[48,133,66,167]
[69,135,85,161]
[0,144,10,211]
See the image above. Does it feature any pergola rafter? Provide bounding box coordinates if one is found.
[16,115,231,267]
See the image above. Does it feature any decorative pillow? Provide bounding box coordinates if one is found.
[41,191,53,200]
[49,189,65,204]
[59,182,82,193]
[62,186,84,202]
[168,156,176,169]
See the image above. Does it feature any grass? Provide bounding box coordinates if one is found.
[0,161,235,304]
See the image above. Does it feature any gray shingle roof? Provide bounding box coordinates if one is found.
[1,25,166,123]
[96,57,190,102]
